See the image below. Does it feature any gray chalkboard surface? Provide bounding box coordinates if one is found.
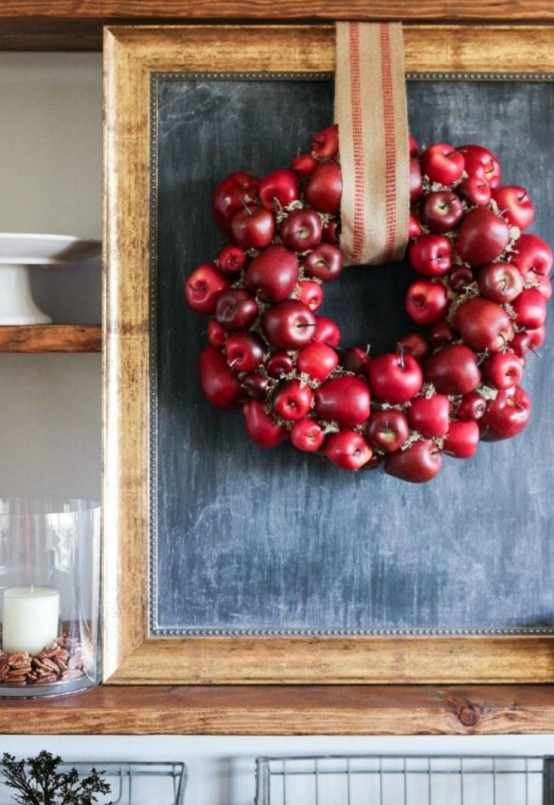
[150,76,554,637]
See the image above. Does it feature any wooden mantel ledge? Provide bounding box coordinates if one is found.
[2,685,554,735]
[0,324,101,353]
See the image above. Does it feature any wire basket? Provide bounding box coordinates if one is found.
[255,755,554,805]
[0,761,187,804]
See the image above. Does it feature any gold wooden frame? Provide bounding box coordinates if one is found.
[103,23,554,685]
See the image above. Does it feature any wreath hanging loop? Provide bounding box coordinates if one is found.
[185,126,551,483]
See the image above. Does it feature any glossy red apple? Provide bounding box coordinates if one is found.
[384,439,442,483]
[215,288,258,330]
[207,319,227,348]
[290,418,325,452]
[243,400,288,447]
[241,372,269,400]
[408,211,422,239]
[311,124,339,160]
[198,346,241,408]
[340,346,372,377]
[532,273,553,301]
[322,218,340,245]
[290,153,317,177]
[511,325,546,356]
[511,287,547,330]
[448,265,474,294]
[407,394,451,437]
[509,233,553,279]
[453,296,512,352]
[477,262,523,304]
[297,342,339,381]
[212,171,260,237]
[491,185,534,230]
[266,351,295,378]
[421,142,465,185]
[481,351,523,389]
[410,157,423,202]
[454,207,510,266]
[324,430,373,470]
[218,244,247,275]
[305,162,342,214]
[395,332,430,362]
[429,319,455,347]
[312,316,341,346]
[420,191,464,234]
[458,144,501,188]
[369,352,423,404]
[457,175,491,206]
[366,409,409,452]
[456,391,487,421]
[479,386,531,441]
[409,234,452,277]
[443,420,480,458]
[314,376,371,427]
[231,206,275,249]
[224,332,265,373]
[272,379,313,421]
[405,279,449,326]
[424,344,481,395]
[244,244,299,302]
[279,208,322,251]
[185,263,230,314]
[303,243,343,282]
[259,168,300,210]
[262,300,316,350]
[409,135,419,157]
[296,280,323,311]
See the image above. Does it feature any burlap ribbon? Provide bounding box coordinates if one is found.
[335,22,410,266]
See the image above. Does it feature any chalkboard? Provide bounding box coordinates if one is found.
[150,76,554,638]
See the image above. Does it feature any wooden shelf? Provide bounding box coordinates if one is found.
[0,325,101,353]
[1,2,553,52]
[1,684,554,735]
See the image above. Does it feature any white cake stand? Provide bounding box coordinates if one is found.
[0,234,101,325]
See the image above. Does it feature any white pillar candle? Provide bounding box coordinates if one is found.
[2,586,60,656]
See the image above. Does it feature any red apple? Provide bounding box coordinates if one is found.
[297,342,339,381]
[262,300,316,350]
[218,244,248,275]
[198,346,241,408]
[408,212,422,239]
[424,344,481,395]
[290,153,317,177]
[405,279,449,326]
[207,319,227,348]
[384,439,442,483]
[312,124,339,160]
[443,420,480,458]
[259,168,300,210]
[395,332,430,362]
[296,279,323,311]
[479,386,531,441]
[225,332,265,373]
[429,319,455,347]
[511,287,547,330]
[420,191,464,233]
[272,379,313,421]
[340,346,372,377]
[533,273,553,301]
[322,218,340,245]
[456,391,487,421]
[459,144,501,188]
[407,394,451,437]
[215,288,258,330]
[212,171,260,237]
[409,234,452,277]
[457,175,491,206]
[303,243,343,282]
[266,351,295,378]
[243,400,288,447]
[280,208,322,251]
[478,262,523,303]
[481,351,523,389]
[410,157,423,202]
[290,418,325,452]
[185,263,230,314]
[305,162,342,213]
[231,206,275,249]
[366,409,409,452]
[312,316,341,346]
[325,430,373,470]
[453,296,512,352]
[315,376,371,427]
[244,244,299,302]
[369,352,423,404]
[448,265,474,294]
[409,135,419,157]
[511,326,546,357]
[492,185,534,230]
[509,233,553,279]
[242,372,269,400]
[421,142,465,185]
[454,207,510,266]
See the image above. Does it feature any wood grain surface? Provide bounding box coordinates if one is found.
[2,685,554,735]
[0,325,101,352]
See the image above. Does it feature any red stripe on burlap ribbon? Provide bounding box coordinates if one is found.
[335,22,410,266]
